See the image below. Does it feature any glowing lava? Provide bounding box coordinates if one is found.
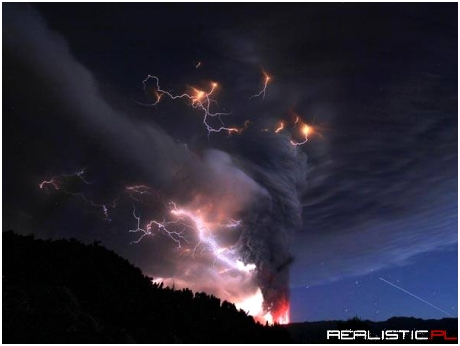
[272,301,290,325]
[128,200,292,325]
[38,66,310,328]
[225,289,290,325]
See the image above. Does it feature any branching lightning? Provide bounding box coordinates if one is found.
[38,66,309,326]
[128,201,290,324]
[270,113,313,147]
[39,168,91,190]
[39,168,115,221]
[39,170,248,269]
[140,75,247,136]
[129,207,189,246]
[290,124,310,146]
[250,70,271,99]
[126,184,152,196]
[130,201,255,273]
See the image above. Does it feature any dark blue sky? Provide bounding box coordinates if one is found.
[3,3,457,322]
[291,247,457,321]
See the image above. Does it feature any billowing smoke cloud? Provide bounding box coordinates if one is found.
[5,3,457,324]
[3,3,309,321]
[234,131,308,318]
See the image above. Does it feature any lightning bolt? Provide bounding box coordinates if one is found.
[290,124,310,146]
[130,201,254,273]
[39,168,115,221]
[250,70,271,99]
[129,207,189,246]
[139,75,246,137]
[39,168,91,190]
[274,121,285,134]
[271,116,311,146]
[38,65,313,326]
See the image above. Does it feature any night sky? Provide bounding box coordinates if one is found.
[3,3,457,322]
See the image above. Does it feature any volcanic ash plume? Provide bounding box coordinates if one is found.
[233,131,308,323]
[143,135,308,324]
[3,4,309,325]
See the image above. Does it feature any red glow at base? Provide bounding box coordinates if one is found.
[233,289,290,325]
[259,302,290,325]
[271,301,290,325]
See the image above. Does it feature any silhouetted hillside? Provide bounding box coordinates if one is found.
[2,231,292,343]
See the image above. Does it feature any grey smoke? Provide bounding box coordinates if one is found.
[233,131,308,315]
[3,3,308,315]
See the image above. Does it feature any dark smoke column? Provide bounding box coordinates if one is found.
[235,132,308,322]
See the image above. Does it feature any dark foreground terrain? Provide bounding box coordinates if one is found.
[3,231,291,343]
[3,231,457,344]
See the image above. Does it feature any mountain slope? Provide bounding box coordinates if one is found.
[2,231,291,343]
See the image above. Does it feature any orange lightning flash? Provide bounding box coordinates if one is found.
[251,70,272,99]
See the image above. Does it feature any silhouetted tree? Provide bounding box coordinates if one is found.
[3,231,292,343]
